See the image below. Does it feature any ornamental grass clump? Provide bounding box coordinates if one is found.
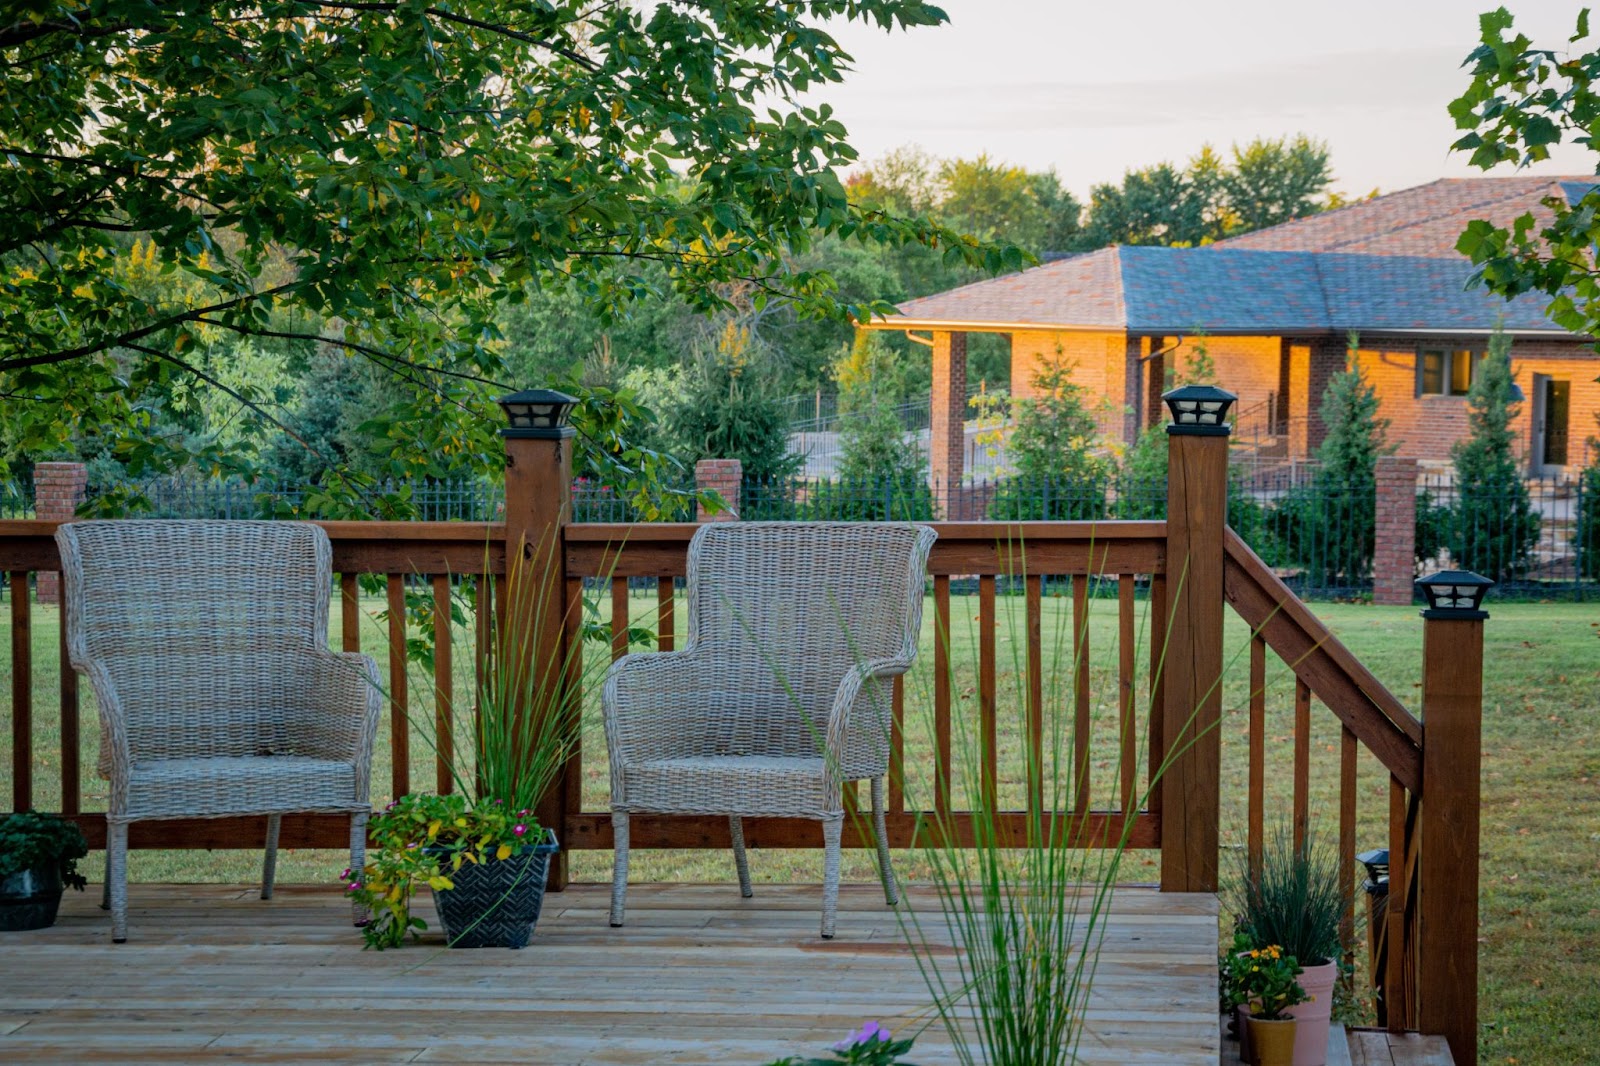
[347,535,601,949]
[1229,823,1345,968]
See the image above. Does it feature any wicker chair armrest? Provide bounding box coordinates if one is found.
[295,651,383,771]
[601,651,722,765]
[78,659,132,779]
[824,658,909,779]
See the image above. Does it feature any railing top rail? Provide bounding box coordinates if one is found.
[1223,527,1423,792]
[564,519,1167,542]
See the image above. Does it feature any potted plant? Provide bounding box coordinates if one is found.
[1226,943,1308,1066]
[1230,827,1346,1066]
[0,811,89,932]
[349,557,583,950]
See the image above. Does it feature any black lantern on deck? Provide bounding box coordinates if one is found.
[1414,569,1493,619]
[498,389,577,439]
[1162,384,1236,435]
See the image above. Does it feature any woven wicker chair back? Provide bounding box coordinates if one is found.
[57,520,333,764]
[684,522,933,760]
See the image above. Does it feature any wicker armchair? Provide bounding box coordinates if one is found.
[603,522,936,938]
[56,520,381,942]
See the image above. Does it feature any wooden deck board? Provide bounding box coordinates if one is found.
[0,883,1218,1065]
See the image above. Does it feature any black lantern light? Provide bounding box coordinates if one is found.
[1162,383,1237,435]
[1414,569,1494,619]
[498,388,577,439]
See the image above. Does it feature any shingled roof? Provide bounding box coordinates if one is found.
[872,178,1589,337]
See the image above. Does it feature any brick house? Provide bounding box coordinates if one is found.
[862,177,1600,487]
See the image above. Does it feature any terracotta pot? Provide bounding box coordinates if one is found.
[1246,1015,1297,1066]
[1283,959,1338,1065]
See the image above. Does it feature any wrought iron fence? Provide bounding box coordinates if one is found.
[0,479,33,519]
[1417,471,1596,597]
[79,475,505,521]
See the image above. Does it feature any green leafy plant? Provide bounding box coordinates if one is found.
[1447,328,1539,582]
[1224,942,1309,1021]
[0,811,89,891]
[765,1022,919,1065]
[1228,824,1346,969]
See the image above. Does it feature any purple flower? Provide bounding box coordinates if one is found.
[513,824,527,837]
[833,1021,890,1052]
[346,881,362,891]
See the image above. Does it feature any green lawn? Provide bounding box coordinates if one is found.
[2,590,1595,1063]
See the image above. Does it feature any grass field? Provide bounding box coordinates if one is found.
[2,589,1595,1063]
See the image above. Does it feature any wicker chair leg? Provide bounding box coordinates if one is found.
[729,815,754,899]
[820,815,843,940]
[107,820,129,943]
[349,811,368,926]
[100,874,110,911]
[609,811,630,928]
[871,777,898,907]
[261,814,282,900]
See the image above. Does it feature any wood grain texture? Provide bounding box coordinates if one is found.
[0,882,1219,1066]
[1248,635,1265,882]
[656,578,675,652]
[10,571,31,812]
[384,575,410,799]
[338,574,359,654]
[432,575,454,795]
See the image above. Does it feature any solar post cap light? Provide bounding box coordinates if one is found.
[498,388,578,439]
[1162,384,1237,436]
[1414,569,1494,620]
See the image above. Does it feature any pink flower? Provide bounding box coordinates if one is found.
[513,824,527,837]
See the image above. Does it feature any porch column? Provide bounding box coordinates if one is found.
[1416,579,1487,1066]
[1119,334,1144,445]
[930,331,967,510]
[1143,337,1168,431]
[695,458,742,521]
[34,461,87,604]
[1160,385,1234,893]
[1291,335,1347,457]
[499,390,577,891]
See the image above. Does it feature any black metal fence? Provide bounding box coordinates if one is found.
[0,478,33,519]
[1417,471,1596,597]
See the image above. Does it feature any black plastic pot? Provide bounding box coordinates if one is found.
[0,865,65,932]
[428,830,558,949]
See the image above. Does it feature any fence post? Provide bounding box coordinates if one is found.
[695,459,742,521]
[1373,457,1419,606]
[34,462,88,604]
[1415,571,1488,1066]
[498,389,576,892]
[1160,385,1234,893]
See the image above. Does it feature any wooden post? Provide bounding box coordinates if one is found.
[1416,581,1487,1066]
[499,390,576,891]
[1160,385,1233,893]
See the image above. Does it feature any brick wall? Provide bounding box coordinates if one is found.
[694,459,742,521]
[1356,336,1600,468]
[1373,456,1419,605]
[1007,329,1134,444]
[930,331,968,508]
[33,462,87,603]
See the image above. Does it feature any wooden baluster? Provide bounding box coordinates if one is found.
[1025,573,1044,813]
[978,574,997,813]
[1339,724,1357,955]
[1293,677,1311,854]
[611,577,630,662]
[889,676,905,814]
[1147,574,1166,819]
[474,574,492,797]
[59,604,79,816]
[1248,634,1266,882]
[432,575,453,795]
[1386,776,1409,1032]
[1072,574,1090,817]
[340,574,360,653]
[563,576,584,824]
[1118,575,1136,818]
[10,571,32,812]
[933,574,952,813]
[385,575,410,799]
[656,577,675,652]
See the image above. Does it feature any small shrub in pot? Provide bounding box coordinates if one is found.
[0,811,89,932]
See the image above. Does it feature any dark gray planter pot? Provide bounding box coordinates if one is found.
[429,830,558,949]
[0,865,65,932]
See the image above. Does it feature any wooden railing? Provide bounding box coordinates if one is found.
[0,411,1485,1066]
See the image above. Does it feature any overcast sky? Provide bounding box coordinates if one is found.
[814,0,1594,199]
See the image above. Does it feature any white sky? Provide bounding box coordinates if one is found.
[815,0,1595,199]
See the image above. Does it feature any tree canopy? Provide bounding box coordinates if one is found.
[1451,7,1600,341]
[1,0,1008,509]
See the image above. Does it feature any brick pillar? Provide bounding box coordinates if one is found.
[695,458,742,521]
[1304,336,1347,455]
[930,331,967,512]
[34,462,88,604]
[1372,456,1419,605]
[1115,333,1143,446]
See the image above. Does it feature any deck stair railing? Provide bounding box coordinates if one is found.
[0,387,1484,1066]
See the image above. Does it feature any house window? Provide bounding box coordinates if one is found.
[1419,348,1480,397]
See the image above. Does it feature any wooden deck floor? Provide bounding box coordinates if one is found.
[0,881,1218,1065]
